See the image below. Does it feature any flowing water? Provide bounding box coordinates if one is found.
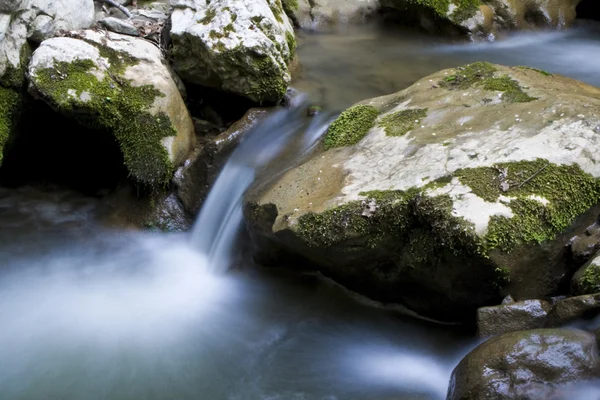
[2,21,600,400]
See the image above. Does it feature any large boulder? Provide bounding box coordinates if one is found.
[245,62,600,322]
[447,328,600,400]
[27,30,195,187]
[169,0,296,104]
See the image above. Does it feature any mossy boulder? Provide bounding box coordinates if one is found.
[0,86,20,165]
[572,253,600,295]
[27,30,195,188]
[245,62,600,322]
[282,0,378,28]
[447,328,600,400]
[169,0,296,104]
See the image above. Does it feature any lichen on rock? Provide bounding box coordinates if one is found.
[0,86,19,165]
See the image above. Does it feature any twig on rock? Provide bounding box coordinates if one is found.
[96,0,132,18]
[518,163,549,189]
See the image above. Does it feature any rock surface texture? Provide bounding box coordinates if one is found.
[169,0,296,104]
[27,30,194,187]
[245,62,600,322]
[477,299,552,338]
[447,328,600,400]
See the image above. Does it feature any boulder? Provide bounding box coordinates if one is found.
[100,17,140,36]
[245,62,600,322]
[283,0,378,29]
[573,253,600,295]
[27,30,195,187]
[169,0,296,104]
[477,299,552,338]
[176,107,270,215]
[548,293,600,326]
[569,215,600,265]
[447,328,600,400]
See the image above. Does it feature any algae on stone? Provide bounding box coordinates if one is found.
[323,105,379,149]
[378,108,428,136]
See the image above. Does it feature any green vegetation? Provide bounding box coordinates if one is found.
[199,7,217,24]
[323,105,379,149]
[0,87,19,165]
[440,62,537,103]
[516,66,552,76]
[579,261,600,294]
[378,108,428,136]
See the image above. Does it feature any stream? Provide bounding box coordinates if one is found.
[1,21,600,400]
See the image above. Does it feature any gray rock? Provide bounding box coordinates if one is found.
[27,14,54,43]
[169,0,296,103]
[447,328,600,400]
[477,299,552,338]
[101,17,139,36]
[549,293,600,326]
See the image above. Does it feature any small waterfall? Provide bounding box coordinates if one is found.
[190,94,332,273]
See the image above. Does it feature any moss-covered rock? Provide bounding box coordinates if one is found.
[170,0,296,104]
[28,31,194,188]
[244,62,600,322]
[572,253,600,295]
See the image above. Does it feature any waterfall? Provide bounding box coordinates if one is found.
[190,94,332,273]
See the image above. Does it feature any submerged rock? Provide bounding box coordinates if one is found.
[245,62,600,322]
[169,0,296,104]
[27,30,195,187]
[477,299,552,338]
[447,328,600,400]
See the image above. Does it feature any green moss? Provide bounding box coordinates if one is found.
[323,105,379,149]
[250,15,265,25]
[209,30,224,39]
[0,44,32,88]
[580,262,600,294]
[378,108,428,137]
[282,0,299,14]
[285,31,296,60]
[399,0,480,23]
[440,61,497,90]
[516,66,552,76]
[440,62,536,103]
[199,7,217,24]
[246,55,288,104]
[224,23,235,33]
[483,76,536,103]
[455,159,600,251]
[269,0,285,23]
[0,87,20,165]
[33,58,175,187]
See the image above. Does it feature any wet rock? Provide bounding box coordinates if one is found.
[192,118,221,136]
[169,0,296,104]
[284,0,378,29]
[176,108,270,215]
[27,30,195,187]
[245,62,600,322]
[447,328,600,400]
[569,216,600,265]
[572,252,600,295]
[100,17,140,36]
[548,293,600,326]
[477,299,551,338]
